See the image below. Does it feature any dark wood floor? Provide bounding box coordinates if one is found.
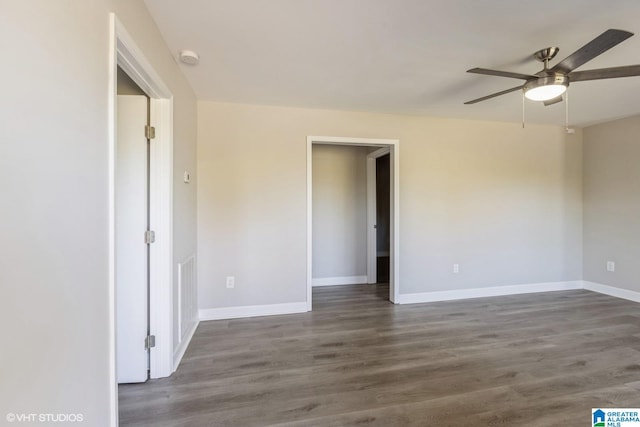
[119,285,640,426]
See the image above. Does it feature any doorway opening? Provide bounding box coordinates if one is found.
[306,136,400,310]
[109,14,174,422]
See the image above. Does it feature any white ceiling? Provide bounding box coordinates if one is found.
[144,0,640,127]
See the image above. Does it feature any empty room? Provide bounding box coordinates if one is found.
[2,1,640,426]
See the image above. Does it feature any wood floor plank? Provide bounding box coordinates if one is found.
[119,285,640,426]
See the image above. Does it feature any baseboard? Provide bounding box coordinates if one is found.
[312,275,368,287]
[172,319,199,372]
[197,281,639,323]
[396,281,584,305]
[582,281,640,303]
[199,302,308,321]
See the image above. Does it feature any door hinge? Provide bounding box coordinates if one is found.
[145,335,156,350]
[145,125,156,140]
[145,230,156,244]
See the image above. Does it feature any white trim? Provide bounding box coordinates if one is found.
[308,136,399,146]
[307,136,400,310]
[312,276,368,287]
[196,281,640,323]
[394,280,640,306]
[107,14,118,427]
[396,281,584,304]
[115,32,171,99]
[172,320,199,369]
[369,147,391,157]
[199,302,308,321]
[366,156,377,284]
[390,143,400,303]
[148,97,174,379]
[583,281,640,303]
[109,13,175,407]
[306,140,313,311]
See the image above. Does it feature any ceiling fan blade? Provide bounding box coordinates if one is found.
[467,67,536,80]
[569,64,640,82]
[543,95,563,106]
[551,29,633,74]
[464,85,523,105]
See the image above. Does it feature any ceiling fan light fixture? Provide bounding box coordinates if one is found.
[523,75,568,101]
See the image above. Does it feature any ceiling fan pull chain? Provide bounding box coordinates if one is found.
[565,89,568,130]
[522,92,525,129]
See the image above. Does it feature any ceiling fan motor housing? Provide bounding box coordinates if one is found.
[527,73,568,88]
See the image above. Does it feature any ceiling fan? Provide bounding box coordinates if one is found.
[465,29,640,106]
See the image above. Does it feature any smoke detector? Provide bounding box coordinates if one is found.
[179,50,199,65]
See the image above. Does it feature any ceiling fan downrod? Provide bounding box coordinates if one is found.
[534,47,560,71]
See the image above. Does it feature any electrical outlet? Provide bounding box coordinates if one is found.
[226,276,235,288]
[606,261,615,272]
[453,264,460,274]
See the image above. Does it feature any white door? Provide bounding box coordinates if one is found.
[116,95,149,383]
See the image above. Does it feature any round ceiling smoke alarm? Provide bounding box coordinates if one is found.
[179,50,200,65]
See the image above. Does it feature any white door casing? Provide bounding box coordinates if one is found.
[116,95,149,383]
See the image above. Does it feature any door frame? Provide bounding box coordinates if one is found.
[306,136,400,310]
[366,147,391,285]
[108,13,174,422]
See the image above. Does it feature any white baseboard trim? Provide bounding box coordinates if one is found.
[199,302,308,321]
[197,281,640,323]
[312,275,368,287]
[583,281,640,303]
[396,281,584,305]
[172,319,199,372]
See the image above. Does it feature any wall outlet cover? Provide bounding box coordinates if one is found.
[606,261,615,272]
[226,276,235,288]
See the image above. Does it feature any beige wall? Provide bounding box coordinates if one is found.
[117,66,146,95]
[583,115,640,292]
[0,1,197,424]
[197,101,583,309]
[312,145,368,281]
